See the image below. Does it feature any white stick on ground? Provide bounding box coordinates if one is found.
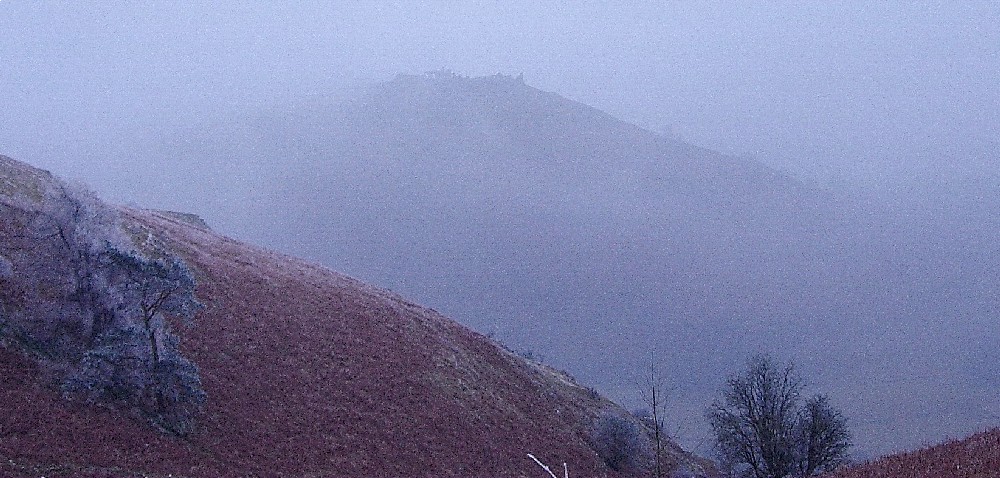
[527,453,568,478]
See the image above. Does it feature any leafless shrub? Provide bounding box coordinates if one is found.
[592,412,653,473]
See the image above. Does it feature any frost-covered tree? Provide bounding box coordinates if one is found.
[94,246,204,435]
[64,322,205,436]
[1,182,129,354]
[1,177,205,435]
[103,247,199,363]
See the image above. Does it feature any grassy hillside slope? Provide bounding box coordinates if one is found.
[823,428,1000,478]
[0,155,714,477]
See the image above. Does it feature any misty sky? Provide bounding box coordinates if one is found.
[2,1,998,196]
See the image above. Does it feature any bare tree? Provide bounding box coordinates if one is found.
[706,354,850,478]
[795,395,851,476]
[640,355,669,478]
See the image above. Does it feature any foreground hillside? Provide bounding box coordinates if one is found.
[0,155,714,477]
[823,428,1000,478]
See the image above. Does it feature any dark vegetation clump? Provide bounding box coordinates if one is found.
[0,178,204,436]
[592,412,653,474]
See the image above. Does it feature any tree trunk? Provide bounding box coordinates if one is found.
[147,316,160,364]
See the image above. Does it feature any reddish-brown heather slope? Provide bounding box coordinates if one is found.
[134,208,614,477]
[0,166,714,478]
[823,428,1000,478]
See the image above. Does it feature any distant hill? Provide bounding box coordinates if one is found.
[232,71,844,357]
[0,155,716,477]
[822,428,1000,478]
[121,72,1000,457]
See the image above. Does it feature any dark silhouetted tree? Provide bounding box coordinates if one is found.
[794,394,851,476]
[707,354,850,478]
